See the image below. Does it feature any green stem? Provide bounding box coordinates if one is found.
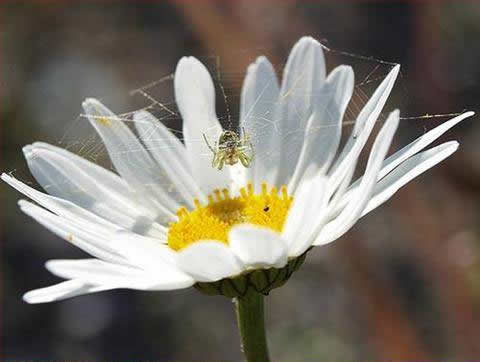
[235,290,271,362]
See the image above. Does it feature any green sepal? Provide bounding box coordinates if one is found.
[194,251,308,298]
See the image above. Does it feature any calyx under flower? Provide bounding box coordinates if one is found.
[195,251,308,298]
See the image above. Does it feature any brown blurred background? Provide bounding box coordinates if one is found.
[3,1,480,361]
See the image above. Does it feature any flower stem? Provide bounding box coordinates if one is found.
[235,290,270,362]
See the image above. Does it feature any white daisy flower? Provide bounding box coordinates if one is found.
[3,36,473,303]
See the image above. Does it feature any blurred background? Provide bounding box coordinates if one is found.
[3,1,480,361]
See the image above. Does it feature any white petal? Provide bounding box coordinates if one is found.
[113,231,192,281]
[284,176,329,256]
[22,142,167,236]
[315,110,400,246]
[240,56,280,189]
[363,141,459,215]
[327,112,473,218]
[283,176,328,241]
[336,111,473,204]
[133,110,205,206]
[229,224,288,269]
[46,258,143,282]
[378,111,473,179]
[19,200,128,265]
[82,98,179,218]
[125,278,195,291]
[46,259,194,291]
[327,65,400,197]
[23,280,112,304]
[134,110,190,166]
[25,142,129,194]
[4,173,166,241]
[176,241,244,282]
[18,200,193,288]
[289,66,354,192]
[174,57,230,193]
[3,173,117,229]
[276,36,327,186]
[328,157,357,212]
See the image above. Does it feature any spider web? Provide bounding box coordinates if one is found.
[17,44,467,200]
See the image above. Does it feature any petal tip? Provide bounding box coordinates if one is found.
[336,64,353,72]
[298,36,319,45]
[246,56,265,73]
[82,98,113,118]
[82,97,99,108]
[22,291,39,304]
[176,56,202,71]
[44,260,55,271]
[23,289,58,304]
[246,56,275,78]
[391,109,400,118]
[17,199,29,208]
[255,55,268,64]
[22,144,35,159]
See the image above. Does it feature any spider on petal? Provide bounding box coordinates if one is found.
[203,128,255,170]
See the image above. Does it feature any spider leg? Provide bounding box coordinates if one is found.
[239,153,251,168]
[240,128,254,155]
[203,133,216,153]
[212,152,220,168]
[248,141,255,161]
[242,127,250,142]
[218,157,225,171]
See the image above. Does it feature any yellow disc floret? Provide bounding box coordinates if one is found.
[168,183,293,251]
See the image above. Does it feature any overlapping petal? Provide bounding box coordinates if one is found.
[283,175,328,257]
[362,141,459,216]
[133,110,205,206]
[229,225,288,269]
[4,172,166,239]
[288,65,354,192]
[276,36,327,186]
[327,64,400,197]
[240,56,280,189]
[23,280,113,304]
[19,200,129,265]
[21,142,167,236]
[315,110,400,245]
[174,57,230,193]
[82,98,180,220]
[176,242,244,282]
[327,112,474,219]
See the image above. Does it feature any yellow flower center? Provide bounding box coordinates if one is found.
[168,183,293,251]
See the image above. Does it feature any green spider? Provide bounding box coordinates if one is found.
[203,128,254,170]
